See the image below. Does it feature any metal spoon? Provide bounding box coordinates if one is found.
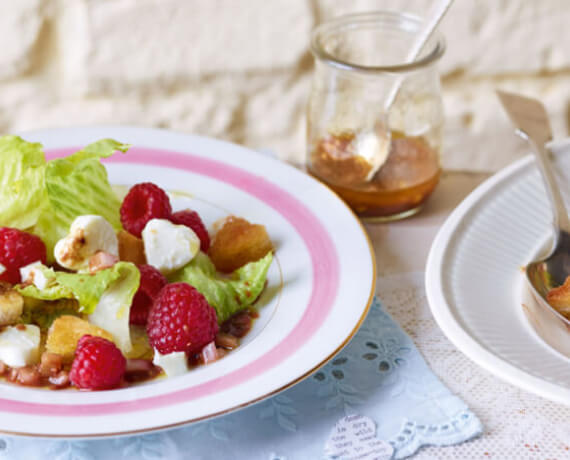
[363,0,455,181]
[383,0,455,111]
[496,90,570,308]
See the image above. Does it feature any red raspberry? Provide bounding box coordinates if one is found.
[130,265,168,326]
[69,335,126,390]
[147,283,218,355]
[0,228,47,285]
[120,182,172,237]
[170,210,210,252]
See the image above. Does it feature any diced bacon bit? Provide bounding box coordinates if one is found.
[216,348,228,359]
[200,342,219,364]
[16,366,42,386]
[125,359,155,373]
[215,332,239,349]
[8,367,18,381]
[88,251,119,273]
[39,352,63,377]
[221,310,253,338]
[118,230,146,265]
[0,359,71,389]
[48,370,70,388]
[187,352,200,367]
[124,359,161,383]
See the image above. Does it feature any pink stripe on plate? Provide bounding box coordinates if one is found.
[0,148,339,416]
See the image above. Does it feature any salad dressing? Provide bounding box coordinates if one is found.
[308,131,441,218]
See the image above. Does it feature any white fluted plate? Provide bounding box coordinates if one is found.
[426,140,570,406]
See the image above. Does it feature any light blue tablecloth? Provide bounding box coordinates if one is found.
[0,297,482,459]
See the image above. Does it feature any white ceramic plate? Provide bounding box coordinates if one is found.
[1,126,375,437]
[426,140,570,406]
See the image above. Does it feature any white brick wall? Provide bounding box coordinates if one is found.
[0,0,568,171]
[0,0,45,79]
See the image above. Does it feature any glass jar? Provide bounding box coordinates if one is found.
[307,11,446,221]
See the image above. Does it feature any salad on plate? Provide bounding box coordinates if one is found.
[0,136,274,390]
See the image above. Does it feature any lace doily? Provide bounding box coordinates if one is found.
[377,272,570,460]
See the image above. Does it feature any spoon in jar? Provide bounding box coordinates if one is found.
[362,0,454,181]
[496,90,570,311]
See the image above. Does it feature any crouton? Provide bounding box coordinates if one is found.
[118,230,146,265]
[46,315,115,362]
[546,276,570,319]
[208,216,273,272]
[0,282,24,326]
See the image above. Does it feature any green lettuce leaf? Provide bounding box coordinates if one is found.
[0,136,48,229]
[88,262,140,353]
[17,262,139,353]
[170,251,273,323]
[32,139,129,258]
[126,325,153,360]
[16,262,135,315]
[16,265,74,301]
[20,298,81,329]
[56,266,126,314]
[0,136,128,256]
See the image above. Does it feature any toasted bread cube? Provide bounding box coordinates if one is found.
[46,315,115,362]
[546,276,570,319]
[118,230,146,265]
[208,216,273,272]
[0,282,24,326]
